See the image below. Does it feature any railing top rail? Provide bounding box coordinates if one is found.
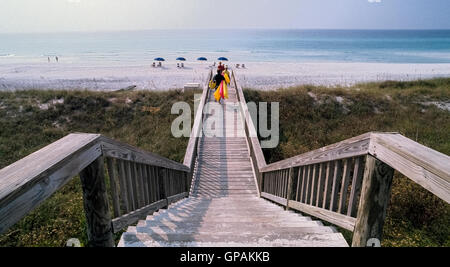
[261,132,373,172]
[99,136,189,172]
[369,132,450,202]
[0,132,191,234]
[232,70,267,170]
[0,133,189,207]
[183,70,212,168]
[0,133,102,201]
[261,131,450,203]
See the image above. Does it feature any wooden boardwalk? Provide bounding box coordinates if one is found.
[118,82,349,247]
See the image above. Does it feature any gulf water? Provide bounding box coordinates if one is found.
[1,29,450,64]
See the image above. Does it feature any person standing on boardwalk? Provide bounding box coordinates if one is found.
[213,70,229,104]
[224,66,231,85]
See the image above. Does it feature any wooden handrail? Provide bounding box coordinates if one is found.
[183,69,213,192]
[0,133,191,246]
[369,133,450,203]
[231,71,450,247]
[261,132,372,172]
[231,70,267,196]
[0,133,103,235]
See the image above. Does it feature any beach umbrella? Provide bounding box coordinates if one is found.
[176,57,186,61]
[197,57,208,61]
[154,57,165,61]
[217,57,228,61]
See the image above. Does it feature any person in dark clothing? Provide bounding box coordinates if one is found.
[212,69,225,89]
[217,62,225,72]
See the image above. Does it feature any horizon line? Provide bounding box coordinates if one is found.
[1,27,450,34]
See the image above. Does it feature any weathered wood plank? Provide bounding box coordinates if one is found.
[261,192,288,206]
[370,134,450,203]
[117,159,130,214]
[288,200,356,231]
[347,157,364,217]
[167,192,188,205]
[134,163,145,208]
[286,167,295,210]
[322,161,334,209]
[329,160,343,212]
[316,163,326,207]
[232,71,267,172]
[338,158,352,214]
[183,70,212,170]
[141,164,150,206]
[0,133,101,203]
[310,164,317,205]
[295,166,302,201]
[79,156,114,247]
[124,161,137,211]
[300,166,308,203]
[352,155,394,247]
[106,157,121,218]
[0,142,102,235]
[100,136,189,173]
[305,165,313,204]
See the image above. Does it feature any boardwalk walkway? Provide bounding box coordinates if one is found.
[118,81,349,247]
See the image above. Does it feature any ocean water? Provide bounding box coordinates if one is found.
[1,29,450,64]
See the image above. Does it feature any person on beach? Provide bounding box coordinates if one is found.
[224,66,230,85]
[218,62,225,72]
[212,69,224,89]
[213,70,229,104]
[48,57,50,63]
[55,56,59,62]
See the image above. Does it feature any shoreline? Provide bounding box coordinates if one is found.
[1,61,450,91]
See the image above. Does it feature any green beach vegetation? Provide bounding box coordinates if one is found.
[0,78,449,247]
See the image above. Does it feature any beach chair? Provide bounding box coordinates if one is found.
[242,64,246,68]
[236,64,240,68]
[181,63,184,68]
[152,62,156,68]
[158,62,162,67]
[177,63,180,68]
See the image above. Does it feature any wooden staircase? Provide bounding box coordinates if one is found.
[118,80,349,247]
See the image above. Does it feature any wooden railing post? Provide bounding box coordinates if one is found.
[158,168,168,208]
[285,167,295,210]
[352,155,394,247]
[259,172,264,195]
[79,156,114,247]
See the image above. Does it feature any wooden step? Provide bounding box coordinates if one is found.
[119,232,348,247]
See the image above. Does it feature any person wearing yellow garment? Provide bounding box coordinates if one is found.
[213,70,229,103]
[224,66,231,85]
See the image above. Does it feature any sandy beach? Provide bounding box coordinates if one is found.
[1,61,450,91]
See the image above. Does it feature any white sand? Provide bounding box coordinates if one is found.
[1,61,449,91]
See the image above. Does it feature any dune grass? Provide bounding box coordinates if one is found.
[243,78,450,247]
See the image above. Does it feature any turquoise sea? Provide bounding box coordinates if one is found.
[1,29,450,64]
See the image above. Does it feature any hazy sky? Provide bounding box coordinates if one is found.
[0,0,449,33]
